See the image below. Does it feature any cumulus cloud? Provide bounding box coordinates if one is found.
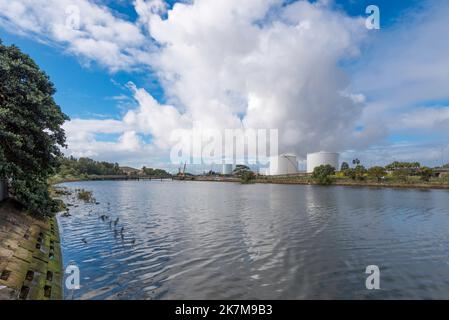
[6,0,448,166]
[0,0,153,71]
[7,0,368,164]
[143,0,368,156]
[398,106,449,133]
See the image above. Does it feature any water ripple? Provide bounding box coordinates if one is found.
[57,181,449,299]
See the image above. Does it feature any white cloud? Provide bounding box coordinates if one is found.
[0,0,153,71]
[398,106,449,132]
[25,0,370,165]
[143,0,368,156]
[4,0,449,166]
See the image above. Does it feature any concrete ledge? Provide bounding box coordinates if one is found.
[0,199,62,300]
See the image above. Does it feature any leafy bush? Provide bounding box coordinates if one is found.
[0,40,68,217]
[391,169,409,182]
[58,156,124,177]
[367,166,386,182]
[241,171,255,183]
[417,167,433,182]
[77,189,95,203]
[142,166,171,177]
[312,165,335,185]
[340,162,349,171]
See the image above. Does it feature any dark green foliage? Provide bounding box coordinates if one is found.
[340,162,349,171]
[367,166,386,182]
[312,164,335,185]
[344,165,366,181]
[231,164,255,183]
[385,161,420,171]
[232,164,252,177]
[391,168,409,182]
[354,165,367,181]
[418,166,433,182]
[241,170,255,183]
[58,156,124,176]
[142,166,171,177]
[0,40,69,217]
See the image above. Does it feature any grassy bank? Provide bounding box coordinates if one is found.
[0,199,63,300]
[255,174,449,189]
[49,172,449,190]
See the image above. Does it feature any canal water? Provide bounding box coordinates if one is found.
[57,180,449,299]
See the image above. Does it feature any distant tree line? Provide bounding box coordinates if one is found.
[141,166,171,177]
[313,160,438,185]
[58,156,124,176]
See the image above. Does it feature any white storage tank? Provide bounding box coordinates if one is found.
[269,153,298,175]
[222,164,233,175]
[307,152,339,173]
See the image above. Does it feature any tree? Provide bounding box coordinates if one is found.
[343,168,356,179]
[344,165,366,181]
[312,165,335,185]
[354,165,367,180]
[340,162,349,171]
[392,168,408,182]
[367,166,386,182]
[241,171,255,183]
[0,40,69,217]
[232,164,252,177]
[141,166,170,177]
[352,158,360,166]
[385,161,420,171]
[57,156,124,177]
[418,167,433,182]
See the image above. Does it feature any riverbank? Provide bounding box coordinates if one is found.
[254,175,449,190]
[52,174,449,190]
[186,175,449,190]
[49,174,173,185]
[0,199,63,300]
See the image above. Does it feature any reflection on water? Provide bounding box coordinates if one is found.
[58,180,449,299]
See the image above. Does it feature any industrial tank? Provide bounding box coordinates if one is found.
[307,152,339,173]
[269,153,298,175]
[222,164,233,175]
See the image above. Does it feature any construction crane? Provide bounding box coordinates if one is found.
[177,162,187,180]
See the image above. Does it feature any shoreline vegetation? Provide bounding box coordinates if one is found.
[49,157,449,191]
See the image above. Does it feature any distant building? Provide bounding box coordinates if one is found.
[434,167,449,178]
[268,154,298,175]
[307,152,339,173]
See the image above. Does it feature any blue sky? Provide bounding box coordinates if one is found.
[1,0,448,170]
[0,0,420,118]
